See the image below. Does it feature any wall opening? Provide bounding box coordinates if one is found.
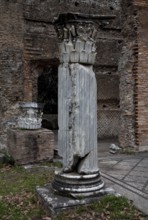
[96,74,120,141]
[37,65,58,130]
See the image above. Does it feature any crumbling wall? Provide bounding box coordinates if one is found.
[0,0,143,150]
[118,0,137,149]
[134,2,148,150]
[0,1,24,149]
[23,0,124,139]
[118,0,148,150]
[95,28,122,139]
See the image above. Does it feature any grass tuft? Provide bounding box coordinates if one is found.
[0,164,147,220]
[55,195,147,220]
[0,164,54,219]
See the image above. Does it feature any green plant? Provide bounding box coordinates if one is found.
[0,164,147,220]
[0,165,54,219]
[122,147,136,155]
[2,152,15,165]
[55,195,147,220]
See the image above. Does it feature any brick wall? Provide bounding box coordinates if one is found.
[134,0,148,8]
[1,0,147,150]
[0,1,24,149]
[135,7,148,149]
[23,0,124,140]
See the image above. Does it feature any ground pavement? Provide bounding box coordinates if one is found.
[54,135,148,215]
[1,137,148,215]
[98,143,148,215]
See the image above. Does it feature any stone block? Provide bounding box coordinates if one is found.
[7,128,54,165]
[36,184,115,216]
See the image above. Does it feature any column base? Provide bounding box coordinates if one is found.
[36,183,115,216]
[52,170,104,198]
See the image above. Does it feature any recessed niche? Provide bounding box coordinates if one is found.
[75,2,79,7]
[118,40,122,45]
[110,6,114,10]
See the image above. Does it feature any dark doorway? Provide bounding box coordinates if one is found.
[37,65,58,130]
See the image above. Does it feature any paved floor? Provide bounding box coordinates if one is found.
[2,132,148,215]
[98,152,148,215]
[54,133,148,215]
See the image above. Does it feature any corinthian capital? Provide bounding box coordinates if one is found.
[55,14,99,64]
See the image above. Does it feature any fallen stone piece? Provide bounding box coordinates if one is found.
[110,143,122,154]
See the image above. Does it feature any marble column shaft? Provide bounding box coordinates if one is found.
[56,16,99,175]
[58,63,98,174]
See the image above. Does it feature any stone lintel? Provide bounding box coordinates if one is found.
[54,13,116,24]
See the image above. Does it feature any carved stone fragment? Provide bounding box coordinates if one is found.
[17,102,43,130]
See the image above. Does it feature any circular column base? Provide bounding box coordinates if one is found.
[52,170,104,198]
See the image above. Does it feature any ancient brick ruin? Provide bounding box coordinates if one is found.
[0,0,148,151]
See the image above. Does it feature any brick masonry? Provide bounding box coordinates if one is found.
[0,1,24,149]
[135,5,148,149]
[0,0,148,151]
[7,128,54,165]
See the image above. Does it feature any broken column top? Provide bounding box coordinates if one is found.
[54,13,116,64]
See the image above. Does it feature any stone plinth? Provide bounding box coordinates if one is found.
[7,128,54,165]
[36,184,114,216]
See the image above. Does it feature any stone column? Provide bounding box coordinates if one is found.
[52,13,104,198]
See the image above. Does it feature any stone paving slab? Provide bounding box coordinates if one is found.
[125,182,144,190]
[36,184,115,216]
[102,173,148,215]
[99,153,148,215]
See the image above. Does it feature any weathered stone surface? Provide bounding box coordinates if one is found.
[51,13,107,198]
[55,14,100,175]
[0,1,24,150]
[118,4,137,149]
[17,102,43,129]
[0,0,148,152]
[135,7,148,149]
[7,128,54,165]
[36,184,114,216]
[58,63,98,174]
[24,0,123,24]
[0,0,124,150]
[95,39,122,67]
[52,171,105,198]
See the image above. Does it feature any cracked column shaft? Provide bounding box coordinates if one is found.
[52,13,104,197]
